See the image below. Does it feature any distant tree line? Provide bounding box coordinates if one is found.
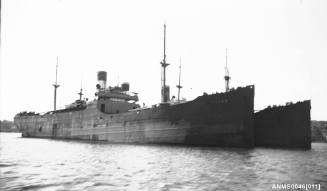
[311,120,327,142]
[0,120,19,132]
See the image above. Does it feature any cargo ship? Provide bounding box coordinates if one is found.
[14,25,255,147]
[254,101,311,149]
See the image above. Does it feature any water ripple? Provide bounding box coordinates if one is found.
[1,133,327,190]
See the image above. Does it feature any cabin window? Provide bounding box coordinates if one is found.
[38,126,42,132]
[101,104,105,112]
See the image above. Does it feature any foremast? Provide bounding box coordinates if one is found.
[160,24,170,103]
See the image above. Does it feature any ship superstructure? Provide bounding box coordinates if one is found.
[95,71,140,114]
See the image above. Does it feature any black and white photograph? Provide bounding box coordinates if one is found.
[1,0,326,190]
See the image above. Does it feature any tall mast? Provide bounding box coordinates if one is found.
[160,24,169,102]
[224,48,231,92]
[176,57,182,103]
[78,88,83,101]
[53,56,60,111]
[78,81,83,101]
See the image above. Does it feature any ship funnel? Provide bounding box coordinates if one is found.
[97,71,107,89]
[121,82,130,91]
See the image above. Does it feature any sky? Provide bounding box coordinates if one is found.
[1,0,327,121]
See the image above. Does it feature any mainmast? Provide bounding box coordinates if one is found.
[224,48,231,92]
[160,24,170,102]
[53,57,60,111]
[176,58,182,103]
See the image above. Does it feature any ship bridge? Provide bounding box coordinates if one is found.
[95,71,140,114]
[97,88,138,102]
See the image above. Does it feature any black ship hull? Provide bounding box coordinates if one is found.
[254,100,311,149]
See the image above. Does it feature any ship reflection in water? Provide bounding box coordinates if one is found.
[1,133,326,191]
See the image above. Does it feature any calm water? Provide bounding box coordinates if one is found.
[0,133,326,191]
